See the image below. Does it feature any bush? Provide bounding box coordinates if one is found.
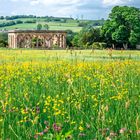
[0,33,8,47]
[92,42,107,49]
[78,22,88,27]
[100,42,107,49]
[16,20,23,24]
[24,20,36,23]
[83,42,92,49]
[0,21,16,27]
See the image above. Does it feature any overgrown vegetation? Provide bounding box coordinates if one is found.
[68,6,140,49]
[0,33,8,47]
[0,50,140,139]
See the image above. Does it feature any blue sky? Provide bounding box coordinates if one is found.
[0,0,140,19]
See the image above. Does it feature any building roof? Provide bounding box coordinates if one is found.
[8,30,67,33]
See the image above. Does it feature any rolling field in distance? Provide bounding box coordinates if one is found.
[0,18,83,32]
[0,23,82,32]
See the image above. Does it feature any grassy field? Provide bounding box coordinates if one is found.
[0,23,82,32]
[0,49,140,140]
[0,18,82,32]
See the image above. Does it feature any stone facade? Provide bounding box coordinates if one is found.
[8,30,67,49]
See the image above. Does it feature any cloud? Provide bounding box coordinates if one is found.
[102,0,133,6]
[0,0,139,19]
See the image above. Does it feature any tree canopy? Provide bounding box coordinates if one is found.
[101,6,140,49]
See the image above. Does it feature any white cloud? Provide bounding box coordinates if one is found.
[1,0,139,19]
[10,0,82,6]
[30,0,40,6]
[103,0,132,6]
[40,0,81,5]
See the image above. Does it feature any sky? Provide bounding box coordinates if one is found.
[0,0,139,19]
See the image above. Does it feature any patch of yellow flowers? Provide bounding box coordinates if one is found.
[0,60,140,139]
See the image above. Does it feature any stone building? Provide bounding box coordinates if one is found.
[8,30,67,49]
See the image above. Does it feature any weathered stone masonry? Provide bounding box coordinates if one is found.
[8,30,67,48]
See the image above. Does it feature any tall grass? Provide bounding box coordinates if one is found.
[0,50,140,140]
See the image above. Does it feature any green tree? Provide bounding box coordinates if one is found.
[0,33,8,47]
[37,24,42,30]
[73,26,102,48]
[44,24,49,30]
[66,30,76,48]
[101,20,116,48]
[72,33,80,47]
[102,6,140,49]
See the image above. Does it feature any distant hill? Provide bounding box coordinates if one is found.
[0,15,105,32]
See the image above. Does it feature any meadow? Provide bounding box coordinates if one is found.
[0,49,140,140]
[0,18,82,32]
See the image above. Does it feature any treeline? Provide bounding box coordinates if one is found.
[0,15,104,27]
[0,15,37,20]
[78,19,105,27]
[0,20,38,28]
[67,6,140,50]
[0,15,74,21]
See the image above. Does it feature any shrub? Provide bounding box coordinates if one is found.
[0,33,8,47]
[92,42,107,49]
[16,20,23,24]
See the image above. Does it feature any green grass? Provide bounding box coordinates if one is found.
[0,49,140,140]
[0,19,82,32]
[0,23,82,32]
[0,49,140,63]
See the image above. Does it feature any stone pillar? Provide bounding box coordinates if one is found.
[60,35,63,48]
[14,34,18,48]
[58,34,61,48]
[8,35,11,48]
[12,35,15,48]
[63,34,66,48]
[8,34,17,48]
[43,36,46,48]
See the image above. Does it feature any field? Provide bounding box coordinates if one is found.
[0,49,140,140]
[0,22,82,32]
[0,18,82,32]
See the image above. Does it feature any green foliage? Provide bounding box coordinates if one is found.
[102,6,140,49]
[0,21,16,27]
[16,20,23,24]
[72,26,102,48]
[37,24,42,30]
[129,30,139,46]
[112,25,129,43]
[66,30,76,48]
[78,22,88,27]
[92,42,106,50]
[0,33,8,47]
[44,24,49,30]
[72,33,80,47]
[24,20,36,23]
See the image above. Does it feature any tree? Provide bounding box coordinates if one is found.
[101,20,116,48]
[0,16,4,20]
[44,24,49,30]
[102,6,140,49]
[112,25,129,49]
[37,24,42,30]
[16,20,23,24]
[66,30,76,48]
[72,33,80,47]
[71,26,102,48]
[0,33,8,47]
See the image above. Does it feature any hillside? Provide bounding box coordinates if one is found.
[0,16,104,32]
